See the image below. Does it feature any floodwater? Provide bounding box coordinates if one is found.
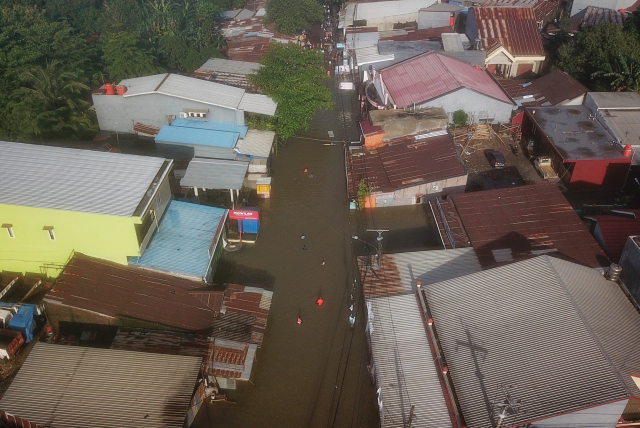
[194,82,380,427]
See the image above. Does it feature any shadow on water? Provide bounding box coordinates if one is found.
[213,258,276,290]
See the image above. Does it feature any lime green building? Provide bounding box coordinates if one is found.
[0,141,173,278]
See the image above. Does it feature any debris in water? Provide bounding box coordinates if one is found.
[302,244,307,250]
[301,235,306,239]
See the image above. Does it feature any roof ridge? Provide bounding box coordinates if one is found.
[544,255,631,396]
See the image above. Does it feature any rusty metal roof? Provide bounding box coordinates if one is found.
[380,51,512,108]
[496,69,588,106]
[474,6,545,56]
[583,6,627,26]
[378,26,454,42]
[111,327,212,357]
[133,122,160,136]
[48,253,217,332]
[586,211,640,263]
[347,132,467,197]
[450,183,610,269]
[477,0,558,22]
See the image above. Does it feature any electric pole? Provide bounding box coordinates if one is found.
[366,229,389,267]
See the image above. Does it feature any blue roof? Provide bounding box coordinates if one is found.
[171,118,248,139]
[155,126,239,148]
[129,201,227,279]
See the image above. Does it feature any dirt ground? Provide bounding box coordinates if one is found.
[455,134,543,192]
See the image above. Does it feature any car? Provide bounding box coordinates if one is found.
[487,150,506,169]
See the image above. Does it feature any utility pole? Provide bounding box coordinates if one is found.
[492,384,522,428]
[366,229,388,267]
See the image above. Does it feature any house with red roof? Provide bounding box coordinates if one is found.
[466,6,546,77]
[374,51,514,123]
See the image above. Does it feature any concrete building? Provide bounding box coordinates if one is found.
[341,0,439,31]
[92,73,277,134]
[375,51,514,123]
[418,3,462,28]
[584,92,640,164]
[523,106,631,190]
[0,142,172,278]
[347,130,468,206]
[466,6,546,77]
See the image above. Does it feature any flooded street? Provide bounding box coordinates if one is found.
[194,82,379,427]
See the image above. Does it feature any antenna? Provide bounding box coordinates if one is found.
[366,229,389,267]
[492,384,523,428]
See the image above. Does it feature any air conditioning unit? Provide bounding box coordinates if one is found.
[179,112,188,118]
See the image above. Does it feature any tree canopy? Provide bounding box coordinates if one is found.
[264,0,324,35]
[250,42,332,140]
[555,18,640,91]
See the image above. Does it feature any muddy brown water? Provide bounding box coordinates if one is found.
[194,83,380,427]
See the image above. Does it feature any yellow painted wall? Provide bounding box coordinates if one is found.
[0,204,142,278]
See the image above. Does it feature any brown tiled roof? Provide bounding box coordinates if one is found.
[450,183,609,269]
[474,7,545,56]
[496,69,588,106]
[48,254,216,332]
[347,133,467,197]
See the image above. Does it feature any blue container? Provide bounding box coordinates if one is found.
[8,305,35,343]
[241,219,260,234]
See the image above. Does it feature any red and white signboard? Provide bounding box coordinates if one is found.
[229,210,259,220]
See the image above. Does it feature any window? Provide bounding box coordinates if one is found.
[2,224,14,238]
[43,226,55,240]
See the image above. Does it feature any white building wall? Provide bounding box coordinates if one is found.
[417,87,514,124]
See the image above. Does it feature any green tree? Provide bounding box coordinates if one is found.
[9,61,95,139]
[556,23,640,90]
[102,31,162,82]
[592,54,640,92]
[264,0,324,35]
[250,42,332,140]
[452,110,468,127]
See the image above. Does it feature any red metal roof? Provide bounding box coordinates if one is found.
[49,254,216,332]
[378,26,455,42]
[477,0,558,23]
[347,132,467,197]
[496,69,588,106]
[450,183,609,269]
[587,212,640,263]
[381,51,512,108]
[360,120,383,136]
[474,7,545,56]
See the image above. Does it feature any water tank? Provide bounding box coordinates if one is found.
[606,264,622,282]
[116,85,127,95]
[104,83,115,95]
[624,145,633,157]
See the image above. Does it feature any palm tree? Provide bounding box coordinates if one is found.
[592,54,640,92]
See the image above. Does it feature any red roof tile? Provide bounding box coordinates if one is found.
[450,183,609,269]
[347,132,467,197]
[474,7,545,56]
[381,51,512,108]
[587,212,640,263]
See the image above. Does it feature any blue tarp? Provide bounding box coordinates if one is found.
[3,304,36,343]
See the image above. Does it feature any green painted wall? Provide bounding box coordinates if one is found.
[0,204,142,278]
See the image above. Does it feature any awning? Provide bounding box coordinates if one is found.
[181,158,248,190]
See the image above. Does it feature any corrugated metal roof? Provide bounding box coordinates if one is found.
[474,7,545,56]
[219,284,272,346]
[359,248,482,298]
[0,141,170,217]
[355,46,395,66]
[111,327,212,357]
[496,69,588,106]
[129,201,227,279]
[381,51,512,108]
[369,293,453,428]
[0,342,201,428]
[587,213,640,263]
[48,254,215,331]
[120,73,247,110]
[588,91,640,109]
[422,255,640,427]
[378,27,454,42]
[441,33,464,52]
[450,183,610,269]
[181,158,248,190]
[347,132,467,197]
[238,93,277,116]
[133,122,161,136]
[197,58,261,75]
[171,117,248,138]
[477,0,558,22]
[583,5,626,26]
[235,129,275,158]
[156,125,239,148]
[343,0,434,26]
